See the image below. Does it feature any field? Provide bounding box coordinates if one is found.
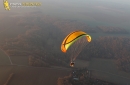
[76,58,130,85]
[0,47,70,85]
[74,59,89,68]
[0,65,70,85]
[10,56,29,66]
[0,49,71,85]
[1,49,130,85]
[0,50,71,85]
[88,58,118,73]
[0,49,11,65]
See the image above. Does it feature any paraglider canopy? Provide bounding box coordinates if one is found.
[61,30,92,67]
[61,30,91,53]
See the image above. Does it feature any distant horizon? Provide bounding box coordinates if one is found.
[1,0,130,29]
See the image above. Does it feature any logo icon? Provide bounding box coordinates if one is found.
[3,0,10,10]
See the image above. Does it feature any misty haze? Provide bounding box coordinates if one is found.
[0,0,130,85]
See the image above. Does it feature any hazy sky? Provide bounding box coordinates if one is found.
[1,0,130,29]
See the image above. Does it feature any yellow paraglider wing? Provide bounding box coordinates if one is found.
[61,30,91,53]
[86,35,91,42]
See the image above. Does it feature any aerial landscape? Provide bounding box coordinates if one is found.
[0,0,130,85]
